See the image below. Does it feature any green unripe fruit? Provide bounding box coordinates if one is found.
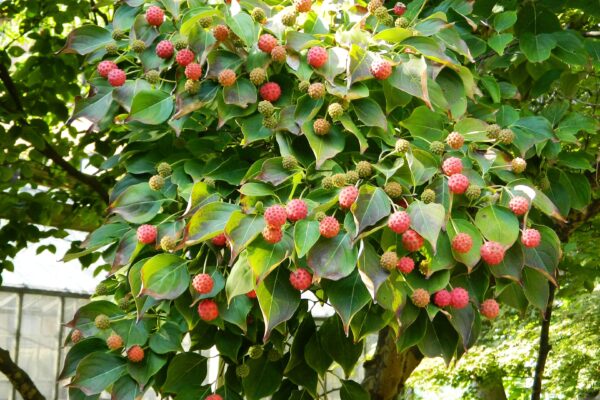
[95,281,109,296]
[322,176,334,190]
[185,79,201,94]
[118,297,131,311]
[258,100,275,116]
[381,14,393,26]
[112,29,126,40]
[429,141,445,155]
[145,70,160,85]
[94,314,110,330]
[160,235,177,252]
[282,155,298,170]
[486,124,501,139]
[105,42,118,55]
[251,7,266,23]
[384,182,403,199]
[175,39,189,50]
[395,17,408,28]
[465,185,481,201]
[332,173,347,188]
[421,189,436,204]
[328,103,344,119]
[308,83,326,99]
[249,68,266,86]
[298,80,310,92]
[380,251,398,271]
[204,177,216,188]
[345,170,359,185]
[281,10,297,26]
[254,201,264,213]
[267,349,282,361]
[374,6,389,21]
[315,211,326,221]
[367,0,383,13]
[248,345,263,359]
[356,161,373,179]
[498,128,515,144]
[131,39,146,53]
[199,16,213,28]
[236,364,250,378]
[149,175,165,190]
[157,162,172,178]
[395,139,410,153]
[262,116,278,129]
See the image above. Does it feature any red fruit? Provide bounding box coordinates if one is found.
[106,333,123,350]
[450,287,469,309]
[145,6,164,27]
[176,49,195,66]
[155,40,174,59]
[388,211,411,234]
[294,0,312,12]
[446,132,465,149]
[259,82,282,102]
[433,290,451,307]
[397,256,414,274]
[521,228,541,248]
[509,196,529,216]
[286,199,308,222]
[213,25,230,41]
[71,329,83,344]
[97,60,117,78]
[246,290,257,299]
[289,268,312,291]
[402,229,424,252]
[137,225,157,244]
[198,299,219,321]
[107,69,126,87]
[370,59,392,80]
[262,226,283,244]
[411,288,430,308]
[218,69,236,87]
[448,173,469,194]
[480,241,505,265]
[393,2,407,16]
[480,299,500,319]
[185,63,203,80]
[127,345,145,362]
[339,186,359,209]
[264,204,287,227]
[451,233,473,253]
[206,395,223,400]
[258,34,278,53]
[192,273,214,294]
[442,157,463,176]
[307,46,328,68]
[319,216,340,238]
[211,233,227,247]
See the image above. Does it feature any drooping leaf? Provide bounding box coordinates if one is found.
[140,254,190,300]
[308,232,358,281]
[322,269,371,333]
[407,201,446,251]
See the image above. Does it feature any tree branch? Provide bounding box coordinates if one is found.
[531,284,556,400]
[0,61,109,203]
[0,347,46,400]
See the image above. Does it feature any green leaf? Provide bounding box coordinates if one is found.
[308,232,358,281]
[140,254,190,300]
[357,241,389,299]
[219,295,252,332]
[340,380,370,400]
[239,182,275,196]
[305,333,333,376]
[489,243,524,282]
[247,235,292,282]
[338,114,368,153]
[225,211,265,259]
[256,266,301,341]
[180,8,219,36]
[522,267,549,311]
[322,269,370,333]
[523,225,560,284]
[448,306,480,350]
[488,33,513,56]
[520,33,557,63]
[401,106,445,141]
[493,11,517,32]
[407,201,446,250]
[257,157,292,186]
[71,82,113,124]
[223,78,257,108]
[294,220,321,258]
[373,27,413,43]
[67,301,124,336]
[417,316,459,365]
[242,356,284,400]
[226,12,260,48]
[71,352,127,395]
[185,202,240,245]
[351,185,391,237]
[129,90,174,125]
[474,205,519,247]
[318,316,363,377]
[60,26,112,55]
[302,121,346,169]
[349,305,393,342]
[447,219,483,271]
[59,338,106,380]
[112,376,141,400]
[162,352,208,394]
[389,56,430,107]
[226,252,255,303]
[149,321,183,354]
[353,98,387,130]
[215,330,242,360]
[128,351,167,388]
[108,182,162,224]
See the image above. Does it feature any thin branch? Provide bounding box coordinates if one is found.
[530,284,556,400]
[0,347,46,400]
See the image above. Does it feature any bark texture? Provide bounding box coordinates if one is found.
[531,283,556,400]
[0,346,46,400]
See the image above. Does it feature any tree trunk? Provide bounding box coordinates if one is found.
[362,327,423,400]
[0,346,46,400]
[531,283,556,400]
[473,375,507,400]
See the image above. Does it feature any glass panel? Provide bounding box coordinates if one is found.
[0,292,18,400]
[57,297,88,400]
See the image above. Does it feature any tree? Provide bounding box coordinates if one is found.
[1,0,599,399]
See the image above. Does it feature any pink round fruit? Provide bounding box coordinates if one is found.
[388,211,411,234]
[198,299,219,321]
[259,82,282,102]
[192,273,214,294]
[450,287,469,309]
[155,40,174,59]
[451,233,473,254]
[480,241,505,265]
[370,59,392,80]
[448,174,469,194]
[107,69,126,87]
[185,63,202,80]
[145,6,164,27]
[397,256,414,274]
[211,233,227,247]
[262,226,283,244]
[521,228,541,248]
[339,186,359,209]
[97,60,117,78]
[258,34,278,53]
[286,199,308,222]
[137,225,157,244]
[411,288,430,308]
[509,196,529,216]
[319,216,340,238]
[433,290,451,307]
[442,157,463,176]
[289,268,312,291]
[127,345,145,362]
[402,229,424,252]
[175,49,195,66]
[264,204,287,227]
[307,46,328,68]
[480,298,500,319]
